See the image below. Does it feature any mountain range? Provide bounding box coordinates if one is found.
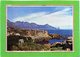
[7,20,59,30]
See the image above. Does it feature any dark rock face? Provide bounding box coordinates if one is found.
[7,35,32,50]
[62,43,73,51]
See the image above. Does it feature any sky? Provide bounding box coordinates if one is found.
[7,6,73,29]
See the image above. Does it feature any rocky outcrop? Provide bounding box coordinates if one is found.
[49,34,62,39]
[7,27,51,39]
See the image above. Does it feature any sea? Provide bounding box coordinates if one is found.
[47,30,72,44]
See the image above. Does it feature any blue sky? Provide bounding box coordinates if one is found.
[7,6,73,29]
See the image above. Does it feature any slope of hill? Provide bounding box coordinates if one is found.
[7,19,59,30]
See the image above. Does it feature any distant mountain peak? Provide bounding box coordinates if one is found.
[45,24,50,26]
[7,20,59,30]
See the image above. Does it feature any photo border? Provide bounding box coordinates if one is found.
[1,1,79,57]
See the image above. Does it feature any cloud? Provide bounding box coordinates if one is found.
[12,12,47,22]
[49,7,72,15]
[13,7,73,29]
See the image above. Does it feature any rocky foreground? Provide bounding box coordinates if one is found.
[7,27,73,51]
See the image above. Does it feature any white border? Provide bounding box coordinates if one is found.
[6,5,74,52]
